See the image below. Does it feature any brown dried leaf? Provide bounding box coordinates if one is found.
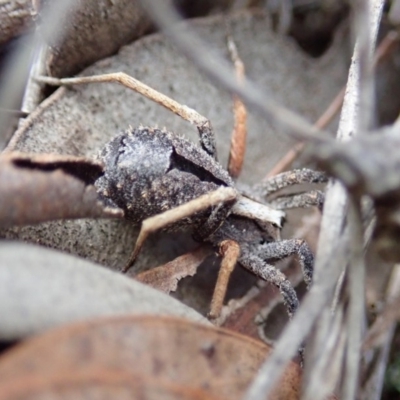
[0,370,217,400]
[0,315,302,400]
[0,152,122,227]
[135,246,213,293]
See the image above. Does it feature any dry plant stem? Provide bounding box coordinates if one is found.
[226,35,247,180]
[342,196,366,400]
[122,187,237,272]
[244,1,384,399]
[139,0,330,144]
[37,74,217,158]
[208,240,240,319]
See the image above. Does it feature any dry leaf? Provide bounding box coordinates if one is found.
[135,246,213,293]
[0,370,218,400]
[0,315,302,400]
[0,152,122,227]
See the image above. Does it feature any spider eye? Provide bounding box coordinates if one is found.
[259,239,265,245]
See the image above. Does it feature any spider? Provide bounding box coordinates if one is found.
[38,40,327,320]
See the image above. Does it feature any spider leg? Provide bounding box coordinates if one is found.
[239,252,299,317]
[226,35,247,180]
[36,73,218,160]
[252,168,327,198]
[208,239,240,319]
[122,187,236,273]
[269,190,325,211]
[257,238,314,288]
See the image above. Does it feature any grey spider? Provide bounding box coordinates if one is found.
[93,123,326,319]
[39,48,326,321]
